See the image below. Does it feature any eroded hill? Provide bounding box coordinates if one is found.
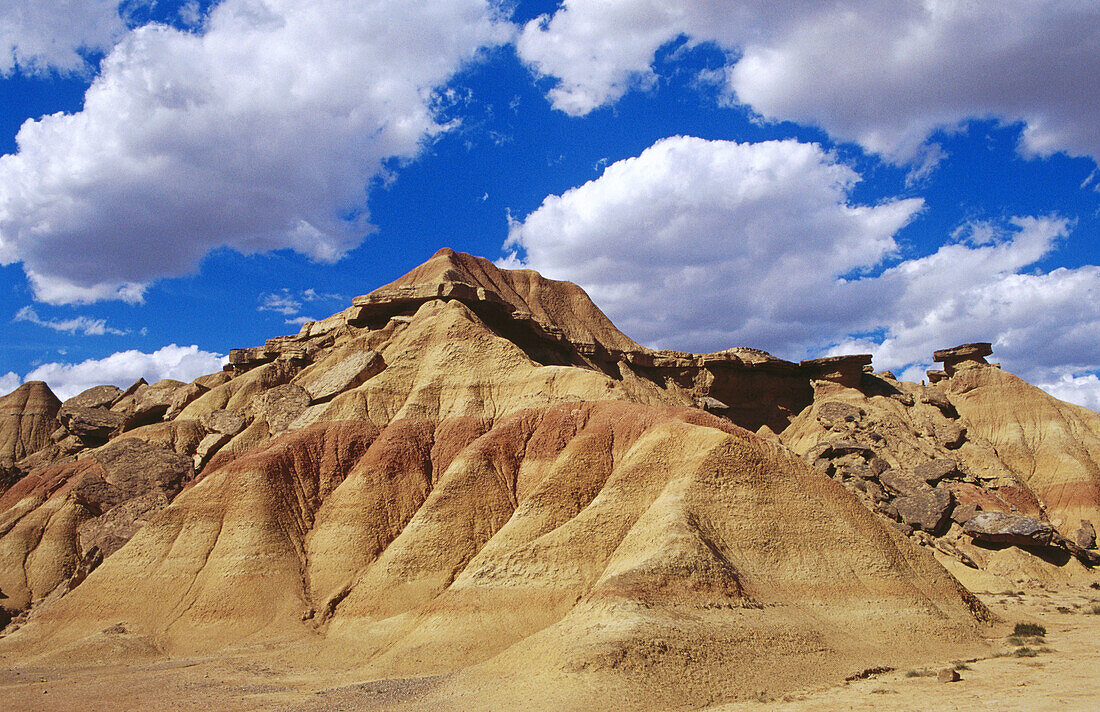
[0,248,1095,710]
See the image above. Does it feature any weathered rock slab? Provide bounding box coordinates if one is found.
[914,458,961,484]
[194,432,233,471]
[61,385,122,411]
[880,470,932,497]
[304,350,386,402]
[896,488,954,534]
[933,342,993,363]
[60,407,127,440]
[919,388,957,417]
[964,511,1054,547]
[200,409,248,436]
[934,421,967,449]
[816,401,863,428]
[129,379,188,425]
[254,384,311,435]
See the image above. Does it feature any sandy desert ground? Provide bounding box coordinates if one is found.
[0,580,1097,712]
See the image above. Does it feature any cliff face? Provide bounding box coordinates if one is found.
[0,250,1094,709]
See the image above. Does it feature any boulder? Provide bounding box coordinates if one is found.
[61,385,123,411]
[1073,520,1096,549]
[165,382,208,419]
[919,388,957,417]
[879,470,932,497]
[303,350,385,402]
[827,440,874,457]
[914,458,961,484]
[128,379,188,425]
[816,401,863,428]
[59,407,127,441]
[194,432,233,471]
[253,383,311,435]
[926,369,948,384]
[951,501,981,525]
[934,421,967,449]
[963,512,1054,547]
[199,409,248,436]
[895,488,954,535]
[938,668,961,683]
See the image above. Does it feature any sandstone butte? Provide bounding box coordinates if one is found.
[0,248,1096,711]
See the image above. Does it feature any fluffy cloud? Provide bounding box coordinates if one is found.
[517,1,1100,163]
[14,306,127,336]
[504,136,923,351]
[0,371,19,396]
[0,0,125,75]
[0,0,512,303]
[1038,374,1100,412]
[505,136,1100,410]
[22,344,226,400]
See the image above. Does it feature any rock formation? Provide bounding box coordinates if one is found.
[0,248,1095,709]
[0,382,60,470]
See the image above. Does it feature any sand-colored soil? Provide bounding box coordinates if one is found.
[1,582,1098,711]
[712,584,1100,712]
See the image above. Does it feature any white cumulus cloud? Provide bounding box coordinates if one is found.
[1038,373,1100,412]
[0,0,513,303]
[504,136,923,351]
[23,344,226,400]
[504,136,1100,410]
[0,0,126,75]
[0,371,20,396]
[517,1,1100,164]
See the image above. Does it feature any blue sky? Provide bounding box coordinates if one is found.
[0,0,1098,408]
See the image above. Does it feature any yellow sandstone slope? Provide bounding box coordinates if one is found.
[0,252,998,710]
[0,250,1096,710]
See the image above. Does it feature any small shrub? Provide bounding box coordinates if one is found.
[904,668,935,678]
[953,662,972,671]
[1086,603,1100,615]
[1013,647,1038,658]
[1089,581,1100,590]
[1013,622,1046,637]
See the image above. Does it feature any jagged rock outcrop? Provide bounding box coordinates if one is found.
[781,340,1100,582]
[60,386,122,411]
[0,436,192,616]
[934,342,993,375]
